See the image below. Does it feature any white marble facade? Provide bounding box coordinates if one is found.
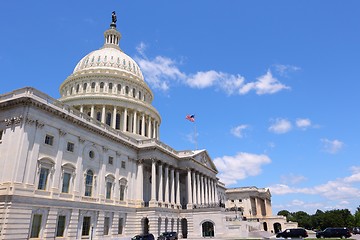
[0,14,288,240]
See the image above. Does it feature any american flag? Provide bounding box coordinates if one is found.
[185,114,195,122]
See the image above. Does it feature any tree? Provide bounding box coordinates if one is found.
[354,206,360,226]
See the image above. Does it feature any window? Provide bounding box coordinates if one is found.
[44,134,54,146]
[106,113,111,126]
[125,86,129,95]
[62,172,71,193]
[109,83,113,90]
[121,161,126,169]
[83,83,87,92]
[104,217,110,235]
[56,215,66,237]
[115,114,121,130]
[138,91,142,100]
[106,182,112,199]
[66,142,74,152]
[30,214,42,238]
[119,184,125,201]
[89,151,95,159]
[91,82,95,89]
[132,88,136,97]
[38,167,49,190]
[118,218,124,234]
[100,82,104,91]
[76,84,80,93]
[84,170,94,197]
[82,216,91,236]
[117,84,121,93]
[108,156,113,165]
[96,112,101,121]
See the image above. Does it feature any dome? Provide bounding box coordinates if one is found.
[73,47,144,81]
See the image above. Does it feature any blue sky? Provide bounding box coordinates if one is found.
[1,1,360,214]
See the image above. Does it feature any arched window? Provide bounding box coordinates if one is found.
[138,91,142,100]
[125,86,129,95]
[106,113,111,126]
[83,83,87,92]
[100,82,104,92]
[84,170,94,197]
[117,84,121,94]
[132,88,136,97]
[76,84,80,93]
[202,221,214,237]
[115,114,121,130]
[109,83,113,90]
[119,178,127,201]
[91,82,96,92]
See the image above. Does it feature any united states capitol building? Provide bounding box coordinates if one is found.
[0,13,293,239]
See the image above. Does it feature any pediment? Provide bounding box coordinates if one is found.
[192,150,217,172]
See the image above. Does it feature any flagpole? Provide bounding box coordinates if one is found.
[194,123,198,150]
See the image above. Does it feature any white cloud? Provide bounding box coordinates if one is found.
[134,45,290,95]
[214,152,271,186]
[231,124,249,138]
[240,71,290,95]
[321,138,344,154]
[269,118,292,134]
[273,64,301,76]
[296,118,311,129]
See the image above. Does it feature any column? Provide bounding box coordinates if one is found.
[132,111,137,134]
[170,168,175,206]
[164,166,169,204]
[192,171,197,205]
[156,122,160,140]
[150,159,157,205]
[214,181,219,204]
[204,177,208,205]
[147,117,152,138]
[158,163,163,203]
[196,173,201,205]
[210,179,214,204]
[136,160,144,206]
[101,105,106,123]
[112,106,117,129]
[176,171,180,206]
[90,105,95,118]
[80,105,84,113]
[141,114,145,136]
[201,175,205,204]
[122,108,127,132]
[187,168,193,208]
[152,119,156,138]
[129,112,133,133]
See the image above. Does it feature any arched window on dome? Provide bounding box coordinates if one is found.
[125,86,129,95]
[115,114,121,130]
[96,112,101,122]
[70,87,73,95]
[109,83,113,92]
[83,83,87,93]
[91,82,96,92]
[138,91,142,100]
[132,88,136,98]
[76,84,80,93]
[117,84,122,94]
[106,113,111,126]
[100,82,104,92]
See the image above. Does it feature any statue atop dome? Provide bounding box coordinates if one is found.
[111,11,117,28]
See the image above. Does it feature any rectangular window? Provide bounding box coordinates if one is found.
[108,156,113,165]
[104,217,110,235]
[118,218,123,234]
[30,214,42,238]
[121,161,126,169]
[82,216,91,236]
[44,134,54,146]
[106,182,112,199]
[66,142,74,152]
[62,172,71,193]
[37,168,49,190]
[119,185,125,201]
[56,215,66,237]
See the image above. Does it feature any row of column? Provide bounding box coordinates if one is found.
[187,168,218,208]
[150,160,181,206]
[79,105,160,139]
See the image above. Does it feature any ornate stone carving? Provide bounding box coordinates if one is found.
[4,115,23,126]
